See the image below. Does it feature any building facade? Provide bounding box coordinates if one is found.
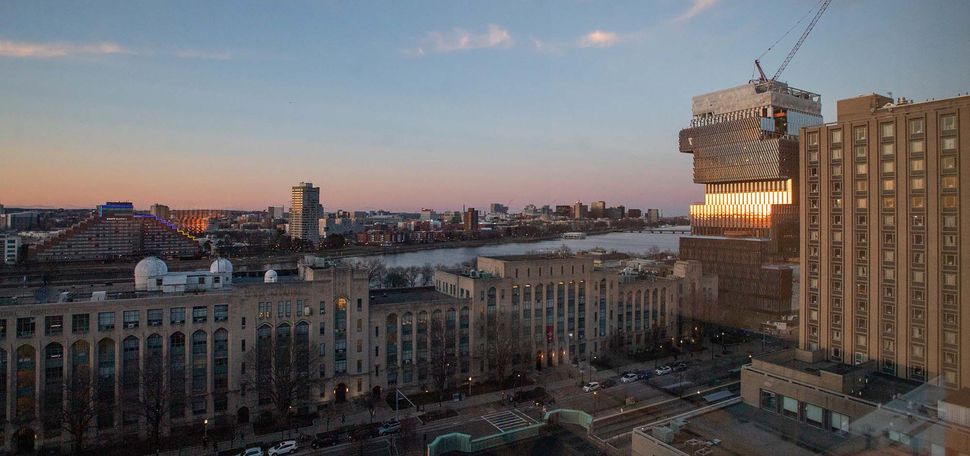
[1,235,19,265]
[679,81,823,325]
[29,202,199,263]
[462,208,479,232]
[799,93,970,390]
[288,182,322,244]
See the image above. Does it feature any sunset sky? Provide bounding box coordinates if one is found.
[1,0,968,214]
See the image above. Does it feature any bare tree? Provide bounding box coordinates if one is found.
[419,263,435,286]
[483,311,527,388]
[401,266,420,287]
[244,333,321,424]
[59,366,98,455]
[353,257,387,287]
[123,355,170,451]
[428,318,457,403]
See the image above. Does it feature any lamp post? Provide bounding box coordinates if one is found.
[203,418,208,447]
[468,376,472,398]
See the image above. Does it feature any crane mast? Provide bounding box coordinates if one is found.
[756,0,832,83]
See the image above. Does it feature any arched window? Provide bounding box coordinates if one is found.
[256,324,272,405]
[191,330,208,415]
[213,329,229,411]
[169,332,186,417]
[43,343,64,429]
[96,339,115,427]
[146,334,163,358]
[122,336,140,395]
[70,340,90,375]
[386,314,398,368]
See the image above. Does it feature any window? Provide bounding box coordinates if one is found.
[17,317,35,338]
[98,312,115,331]
[853,126,867,142]
[910,158,924,172]
[908,118,924,135]
[942,156,957,171]
[942,176,958,190]
[942,136,957,150]
[831,149,843,161]
[855,146,867,159]
[171,307,186,325]
[45,315,64,336]
[881,161,895,174]
[910,140,925,154]
[123,310,139,329]
[911,196,925,209]
[760,390,778,412]
[831,129,842,144]
[259,302,272,319]
[879,122,894,139]
[880,143,894,158]
[881,179,894,192]
[855,163,868,176]
[148,309,163,326]
[941,114,956,131]
[192,306,208,324]
[72,314,89,334]
[0,319,5,339]
[807,131,819,146]
[910,177,924,190]
[214,304,228,322]
[943,195,958,209]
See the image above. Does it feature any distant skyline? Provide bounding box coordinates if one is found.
[2,0,968,214]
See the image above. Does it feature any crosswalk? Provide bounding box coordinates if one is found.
[481,409,535,433]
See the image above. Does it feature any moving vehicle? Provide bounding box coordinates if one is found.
[655,365,673,376]
[237,448,263,456]
[378,420,402,436]
[620,372,639,383]
[267,440,298,455]
[583,381,601,392]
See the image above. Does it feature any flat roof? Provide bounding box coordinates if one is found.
[368,287,455,305]
[482,254,581,261]
[636,401,877,456]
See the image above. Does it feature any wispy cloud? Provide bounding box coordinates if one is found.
[407,24,513,56]
[672,0,720,23]
[0,40,132,58]
[578,30,620,48]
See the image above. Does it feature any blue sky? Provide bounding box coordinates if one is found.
[1,0,968,214]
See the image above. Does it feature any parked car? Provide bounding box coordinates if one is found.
[237,448,264,456]
[636,370,651,380]
[601,378,617,388]
[267,441,298,456]
[673,362,689,372]
[378,420,402,435]
[583,381,601,392]
[311,433,340,448]
[620,372,639,383]
[655,365,673,376]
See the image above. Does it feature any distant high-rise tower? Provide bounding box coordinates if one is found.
[679,80,823,326]
[572,202,588,220]
[462,208,479,231]
[289,182,322,244]
[590,201,606,219]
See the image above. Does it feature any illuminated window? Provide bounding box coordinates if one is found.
[942,156,957,171]
[942,137,957,150]
[910,177,924,190]
[881,161,895,174]
[909,140,924,154]
[881,179,894,191]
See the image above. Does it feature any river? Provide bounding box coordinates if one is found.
[367,228,688,269]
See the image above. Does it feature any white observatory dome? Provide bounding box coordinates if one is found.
[134,256,168,290]
[210,258,234,274]
[264,269,279,283]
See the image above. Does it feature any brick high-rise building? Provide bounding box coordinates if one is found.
[462,207,479,231]
[800,93,970,389]
[679,81,823,326]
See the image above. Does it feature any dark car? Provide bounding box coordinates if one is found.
[636,370,651,380]
[673,362,689,372]
[601,378,617,388]
[311,433,340,448]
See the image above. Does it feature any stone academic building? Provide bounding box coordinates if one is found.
[0,253,715,452]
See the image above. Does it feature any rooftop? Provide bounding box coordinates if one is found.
[368,286,456,305]
[482,253,579,262]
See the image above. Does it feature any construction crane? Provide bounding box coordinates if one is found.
[755,0,832,82]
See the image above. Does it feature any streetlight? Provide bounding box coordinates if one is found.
[203,418,208,447]
[468,376,472,398]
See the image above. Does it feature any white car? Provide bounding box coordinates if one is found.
[655,365,673,376]
[620,372,638,383]
[583,381,601,392]
[267,440,298,456]
[238,448,263,456]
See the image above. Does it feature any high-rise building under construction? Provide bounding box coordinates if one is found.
[679,80,822,326]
